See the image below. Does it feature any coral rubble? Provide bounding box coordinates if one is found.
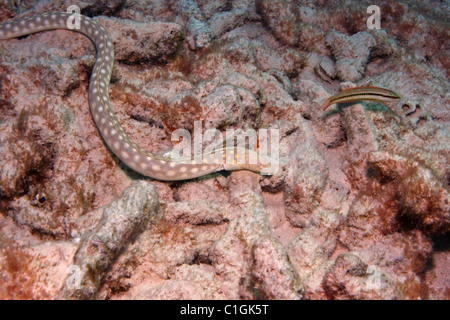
[0,0,448,300]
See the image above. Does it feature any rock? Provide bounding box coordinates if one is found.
[252,40,305,77]
[175,0,204,20]
[341,99,379,188]
[280,118,329,227]
[81,0,125,16]
[201,84,260,130]
[0,126,47,198]
[322,253,374,300]
[325,30,376,82]
[208,9,247,38]
[287,210,342,298]
[198,0,229,19]
[368,151,450,235]
[255,0,299,46]
[368,29,399,58]
[186,17,213,49]
[58,181,159,299]
[0,242,78,299]
[315,56,336,81]
[251,237,303,299]
[97,17,184,63]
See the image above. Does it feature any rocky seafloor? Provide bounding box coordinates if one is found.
[0,0,448,299]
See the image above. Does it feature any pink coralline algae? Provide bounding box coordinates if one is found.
[0,0,449,300]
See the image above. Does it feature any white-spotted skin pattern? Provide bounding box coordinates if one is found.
[0,12,268,181]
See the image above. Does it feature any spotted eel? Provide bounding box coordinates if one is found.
[0,12,271,181]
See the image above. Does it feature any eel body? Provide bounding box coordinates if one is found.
[0,12,271,181]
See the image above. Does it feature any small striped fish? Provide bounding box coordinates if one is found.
[321,86,401,111]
